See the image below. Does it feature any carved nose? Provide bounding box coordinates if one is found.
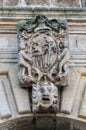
[42,91,49,96]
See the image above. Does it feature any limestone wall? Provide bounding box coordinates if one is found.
[0,7,86,130]
[0,0,85,7]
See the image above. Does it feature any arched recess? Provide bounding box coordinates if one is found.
[0,115,86,130]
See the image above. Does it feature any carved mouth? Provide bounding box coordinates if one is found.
[42,97,50,102]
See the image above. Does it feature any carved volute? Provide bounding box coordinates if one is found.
[17,15,69,113]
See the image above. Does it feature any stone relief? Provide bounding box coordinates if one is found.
[32,81,59,113]
[17,15,69,113]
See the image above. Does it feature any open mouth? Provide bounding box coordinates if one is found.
[42,97,50,102]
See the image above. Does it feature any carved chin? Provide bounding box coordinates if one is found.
[40,99,53,108]
[39,103,52,109]
[33,98,58,112]
[39,103,58,113]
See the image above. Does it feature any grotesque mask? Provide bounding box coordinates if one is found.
[32,81,59,113]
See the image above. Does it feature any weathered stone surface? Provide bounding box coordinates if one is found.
[81,0,86,7]
[0,79,11,119]
[51,0,80,7]
[32,82,59,113]
[9,65,31,114]
[61,67,81,114]
[3,0,17,6]
[0,0,3,6]
[27,0,49,6]
[79,85,86,119]
[2,0,81,7]
[72,76,86,117]
[17,15,69,113]
[0,6,85,130]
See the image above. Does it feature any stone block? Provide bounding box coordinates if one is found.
[27,0,49,6]
[0,79,11,119]
[79,86,86,119]
[51,0,80,7]
[0,0,3,6]
[61,67,81,114]
[2,0,81,7]
[72,77,86,117]
[3,0,17,6]
[8,65,31,114]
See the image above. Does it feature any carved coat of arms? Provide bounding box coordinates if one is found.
[17,15,69,113]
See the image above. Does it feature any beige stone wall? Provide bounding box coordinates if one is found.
[0,0,84,7]
[0,7,86,130]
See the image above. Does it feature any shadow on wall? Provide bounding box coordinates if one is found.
[0,116,85,130]
[0,0,85,7]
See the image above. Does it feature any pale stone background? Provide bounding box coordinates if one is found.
[0,0,85,7]
[0,0,86,130]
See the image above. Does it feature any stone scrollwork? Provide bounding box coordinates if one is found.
[17,15,69,113]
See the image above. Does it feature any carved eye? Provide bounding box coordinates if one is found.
[40,88,44,93]
[48,87,52,92]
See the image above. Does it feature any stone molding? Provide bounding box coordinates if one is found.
[0,8,86,66]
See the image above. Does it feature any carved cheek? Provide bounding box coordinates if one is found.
[37,91,43,101]
[32,94,36,98]
[33,99,38,105]
[32,90,37,97]
[53,100,58,104]
[48,88,52,93]
[54,94,58,98]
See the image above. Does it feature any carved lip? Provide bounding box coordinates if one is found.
[42,97,50,101]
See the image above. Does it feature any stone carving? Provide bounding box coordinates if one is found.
[32,81,59,113]
[17,15,69,113]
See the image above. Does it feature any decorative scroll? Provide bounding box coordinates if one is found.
[17,15,69,113]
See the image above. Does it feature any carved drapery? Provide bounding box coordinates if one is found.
[17,15,69,113]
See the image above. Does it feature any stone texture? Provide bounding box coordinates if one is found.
[0,79,11,119]
[79,85,86,119]
[51,0,80,7]
[72,77,86,117]
[61,67,81,114]
[2,0,81,7]
[9,65,31,114]
[27,0,49,6]
[81,0,86,7]
[17,15,69,113]
[0,6,85,130]
[3,0,17,6]
[0,0,3,6]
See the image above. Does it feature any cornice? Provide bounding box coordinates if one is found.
[0,7,86,21]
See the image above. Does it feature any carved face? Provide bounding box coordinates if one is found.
[30,32,57,72]
[32,81,59,113]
